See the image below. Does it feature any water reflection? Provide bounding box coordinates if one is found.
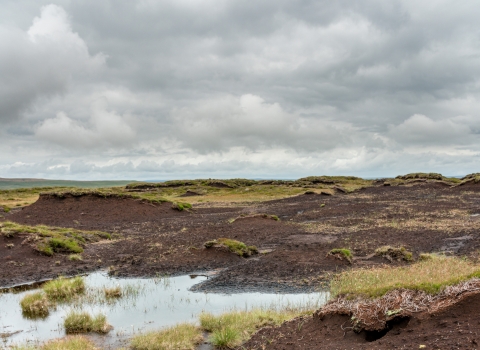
[0,272,328,348]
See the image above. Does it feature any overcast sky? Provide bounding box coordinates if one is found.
[1,0,480,180]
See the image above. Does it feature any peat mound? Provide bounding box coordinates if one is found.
[243,283,480,349]
[7,193,187,229]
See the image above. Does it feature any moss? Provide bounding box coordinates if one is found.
[2,205,10,213]
[329,248,353,263]
[172,202,193,211]
[204,238,258,257]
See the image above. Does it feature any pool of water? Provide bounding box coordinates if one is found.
[0,272,328,349]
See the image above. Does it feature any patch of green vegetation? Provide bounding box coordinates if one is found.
[204,238,258,257]
[12,336,99,350]
[330,255,480,298]
[68,254,83,261]
[130,323,203,350]
[0,221,111,256]
[375,246,413,262]
[171,202,193,211]
[329,248,353,263]
[43,276,85,301]
[2,205,10,213]
[199,308,311,348]
[64,311,111,334]
[20,291,50,318]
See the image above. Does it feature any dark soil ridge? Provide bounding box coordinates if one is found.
[242,287,480,349]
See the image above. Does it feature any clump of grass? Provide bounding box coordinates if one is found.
[328,248,352,263]
[104,286,122,299]
[0,221,111,256]
[43,276,85,301]
[330,255,480,298]
[12,336,99,350]
[204,238,258,257]
[68,254,82,261]
[64,311,111,334]
[171,202,192,211]
[375,246,413,262]
[20,292,50,318]
[2,205,10,213]
[130,323,203,350]
[200,308,309,348]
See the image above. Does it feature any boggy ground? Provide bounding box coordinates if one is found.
[2,180,480,293]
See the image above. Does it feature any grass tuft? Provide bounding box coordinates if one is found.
[200,308,310,348]
[204,238,258,257]
[12,336,99,350]
[20,291,50,318]
[104,286,122,299]
[64,311,111,334]
[130,323,203,350]
[68,254,83,261]
[329,248,353,263]
[0,221,111,256]
[375,245,413,262]
[43,276,85,301]
[330,255,480,298]
[171,202,193,211]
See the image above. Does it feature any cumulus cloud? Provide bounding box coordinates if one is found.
[35,101,135,149]
[0,4,105,123]
[172,94,356,152]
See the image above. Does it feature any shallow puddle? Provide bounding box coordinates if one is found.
[0,272,328,349]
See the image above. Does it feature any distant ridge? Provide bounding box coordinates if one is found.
[0,178,137,190]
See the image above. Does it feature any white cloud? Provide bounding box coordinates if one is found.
[35,101,135,149]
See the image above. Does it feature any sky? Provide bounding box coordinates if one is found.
[1,0,480,180]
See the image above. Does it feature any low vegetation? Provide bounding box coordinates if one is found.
[200,308,311,348]
[104,286,122,299]
[328,248,353,263]
[375,245,413,262]
[20,291,50,318]
[204,238,258,257]
[12,336,99,350]
[230,213,280,223]
[64,311,111,334]
[171,202,193,211]
[330,255,480,298]
[130,323,203,350]
[0,221,111,256]
[43,277,85,301]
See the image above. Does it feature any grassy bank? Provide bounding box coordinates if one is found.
[330,255,480,298]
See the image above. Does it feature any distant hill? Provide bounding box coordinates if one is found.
[0,178,136,190]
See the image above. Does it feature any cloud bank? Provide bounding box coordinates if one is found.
[1,1,480,179]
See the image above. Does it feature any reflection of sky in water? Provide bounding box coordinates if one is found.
[0,272,328,348]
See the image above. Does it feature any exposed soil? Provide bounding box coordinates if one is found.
[242,291,480,349]
[3,182,480,348]
[3,182,480,291]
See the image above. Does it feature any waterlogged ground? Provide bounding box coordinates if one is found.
[0,272,328,349]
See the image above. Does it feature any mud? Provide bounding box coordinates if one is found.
[3,183,480,291]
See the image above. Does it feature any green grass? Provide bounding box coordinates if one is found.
[330,255,480,298]
[68,254,83,261]
[20,291,50,318]
[43,276,85,301]
[12,336,99,350]
[204,238,258,257]
[199,308,311,348]
[130,323,203,350]
[0,221,111,256]
[64,311,111,334]
[329,248,352,263]
[171,202,193,211]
